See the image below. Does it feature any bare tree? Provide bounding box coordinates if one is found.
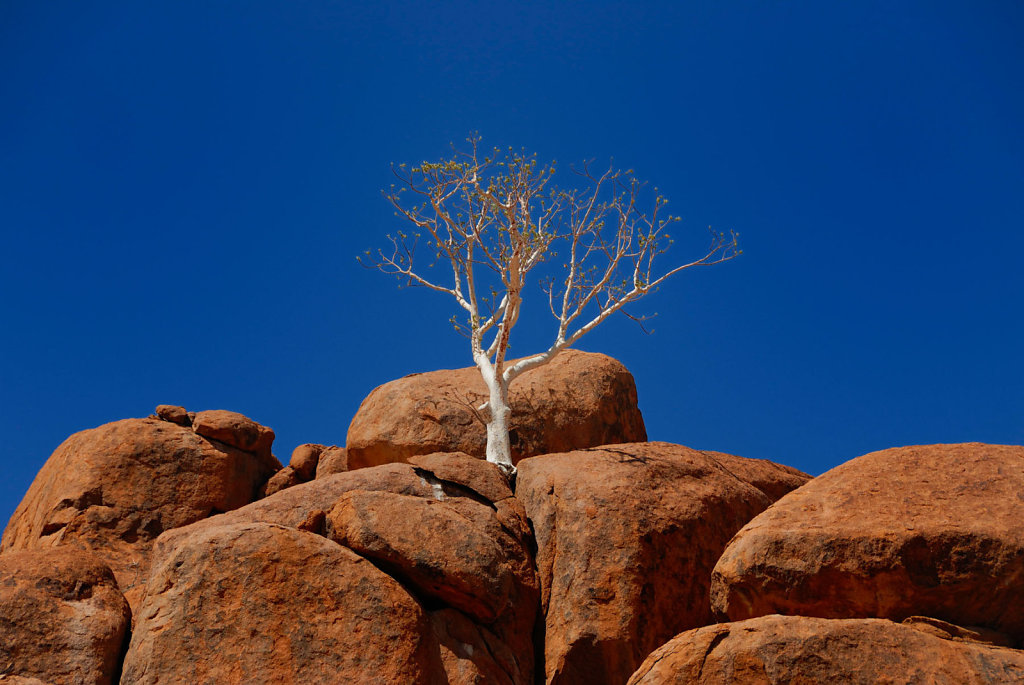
[364,136,739,476]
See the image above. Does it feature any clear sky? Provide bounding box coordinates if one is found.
[2,2,1022,528]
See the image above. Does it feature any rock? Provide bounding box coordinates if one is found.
[515,442,779,685]
[627,615,1024,684]
[154,404,190,426]
[346,350,646,469]
[325,488,536,624]
[0,549,131,685]
[711,443,1024,642]
[260,466,302,497]
[289,443,324,481]
[122,521,445,684]
[191,409,276,464]
[700,449,810,500]
[408,451,514,503]
[430,609,523,685]
[315,446,348,478]
[1,417,282,611]
[147,454,537,683]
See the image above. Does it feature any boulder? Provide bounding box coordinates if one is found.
[700,449,810,500]
[515,442,788,685]
[346,350,646,469]
[146,454,538,683]
[191,409,276,463]
[2,416,281,611]
[627,615,1024,684]
[122,521,445,684]
[259,466,302,497]
[315,445,348,478]
[0,549,131,685]
[711,443,1024,641]
[289,443,324,481]
[154,404,190,426]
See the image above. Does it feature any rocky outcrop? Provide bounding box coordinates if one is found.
[515,442,807,685]
[290,443,325,480]
[346,350,646,469]
[133,452,538,684]
[711,443,1024,642]
[315,445,349,478]
[1,409,282,611]
[0,549,131,685]
[122,522,445,684]
[627,615,1024,684]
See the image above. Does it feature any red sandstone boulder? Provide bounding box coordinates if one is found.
[0,549,131,685]
[346,350,646,469]
[289,443,324,480]
[515,442,797,685]
[315,445,348,478]
[191,409,276,463]
[701,449,810,501]
[122,521,445,684]
[259,465,302,496]
[2,415,282,611]
[146,454,538,684]
[627,615,1024,684]
[711,443,1024,642]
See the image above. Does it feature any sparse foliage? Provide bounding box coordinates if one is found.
[363,135,739,475]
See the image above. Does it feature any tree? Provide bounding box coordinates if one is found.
[365,136,739,476]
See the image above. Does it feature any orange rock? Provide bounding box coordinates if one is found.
[346,350,646,469]
[627,615,1024,684]
[150,454,538,683]
[154,404,190,426]
[515,442,787,685]
[700,449,810,500]
[0,549,130,685]
[1,417,281,612]
[314,445,348,478]
[711,443,1024,641]
[430,609,523,685]
[259,465,302,497]
[122,521,445,684]
[191,409,276,465]
[288,443,324,480]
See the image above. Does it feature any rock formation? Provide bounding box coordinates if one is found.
[711,443,1024,641]
[346,350,646,469]
[627,615,1024,684]
[515,442,809,685]
[1,408,281,611]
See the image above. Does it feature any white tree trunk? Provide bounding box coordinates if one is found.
[476,357,515,475]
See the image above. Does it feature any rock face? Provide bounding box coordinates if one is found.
[132,452,539,685]
[1,411,282,611]
[315,445,348,478]
[346,350,646,469]
[289,443,325,480]
[122,522,445,684]
[627,615,1024,684]
[0,549,131,685]
[515,442,807,685]
[711,443,1024,642]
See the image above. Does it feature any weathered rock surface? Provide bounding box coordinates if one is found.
[711,443,1024,642]
[122,521,445,684]
[701,449,810,501]
[627,615,1024,684]
[516,442,791,685]
[191,409,276,464]
[346,350,646,469]
[2,415,281,611]
[146,453,538,684]
[289,443,324,481]
[260,465,303,497]
[315,445,348,478]
[0,549,131,685]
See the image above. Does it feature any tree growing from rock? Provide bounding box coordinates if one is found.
[366,136,738,475]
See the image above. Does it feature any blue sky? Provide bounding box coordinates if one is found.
[2,2,1022,527]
